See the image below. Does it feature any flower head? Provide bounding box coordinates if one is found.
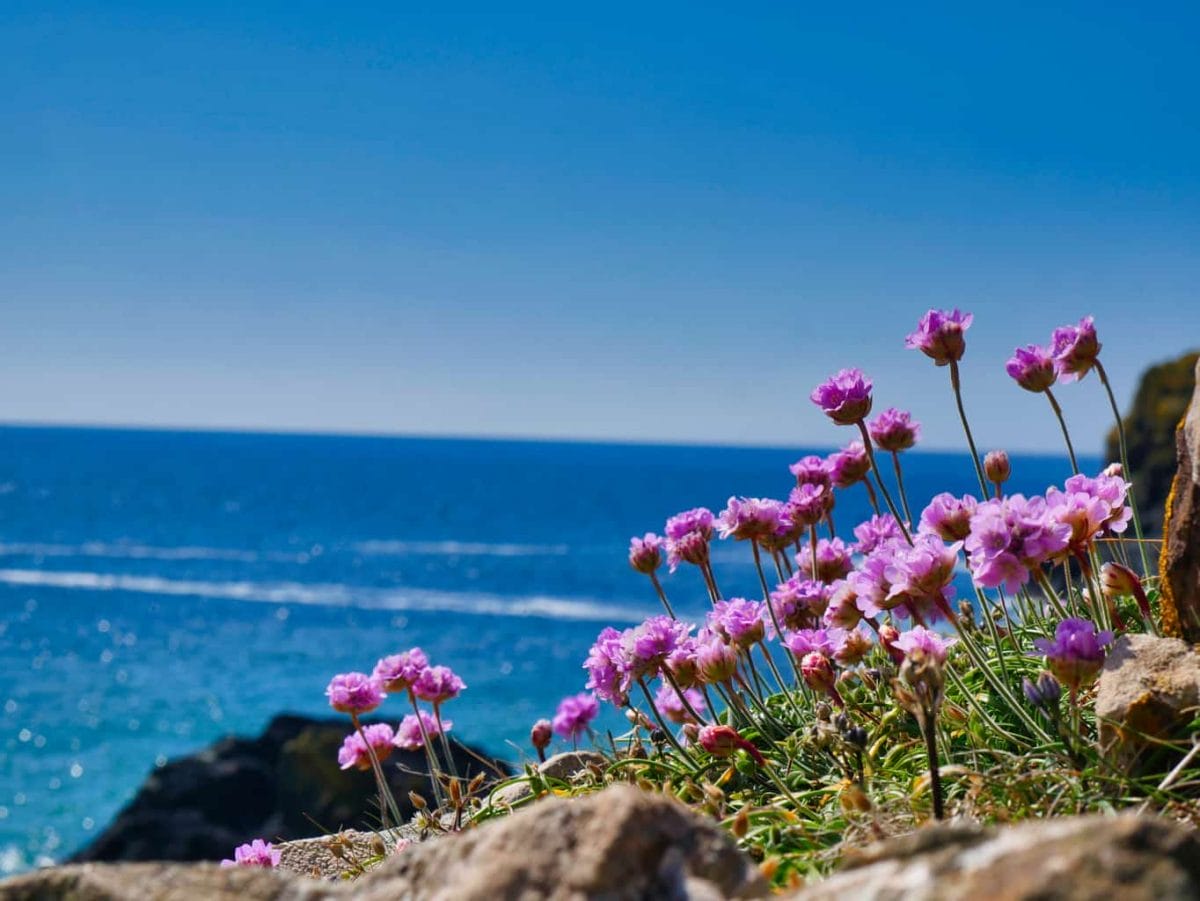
[789,455,832,489]
[707,599,766,650]
[770,576,832,631]
[372,649,429,693]
[964,495,1071,592]
[393,709,450,750]
[412,665,465,704]
[1032,618,1113,691]
[654,682,707,725]
[810,368,874,425]
[626,616,693,678]
[783,627,848,659]
[891,626,956,665]
[326,672,385,716]
[552,692,599,739]
[787,483,833,528]
[664,507,715,571]
[716,497,791,544]
[221,839,281,869]
[827,441,871,488]
[628,533,665,575]
[694,632,739,684]
[1050,316,1101,382]
[905,308,973,366]
[868,408,920,453]
[918,493,977,542]
[584,626,631,704]
[1005,344,1057,393]
[853,514,905,555]
[795,537,854,583]
[337,723,396,771]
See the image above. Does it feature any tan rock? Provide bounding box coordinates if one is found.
[488,750,607,807]
[0,861,318,901]
[1096,633,1200,769]
[1159,356,1200,641]
[788,815,1200,900]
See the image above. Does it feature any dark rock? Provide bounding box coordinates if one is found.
[1160,356,1200,641]
[68,713,503,864]
[787,814,1200,900]
[1105,350,1199,535]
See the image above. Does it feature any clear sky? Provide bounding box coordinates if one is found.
[2,2,1198,454]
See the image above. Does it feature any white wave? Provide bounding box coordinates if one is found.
[0,542,308,564]
[353,540,570,558]
[0,568,646,624]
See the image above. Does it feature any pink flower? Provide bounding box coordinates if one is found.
[412,665,465,704]
[919,493,977,542]
[1050,316,1101,382]
[892,626,956,665]
[552,692,599,739]
[337,723,396,771]
[1005,344,1057,393]
[795,537,854,583]
[664,507,714,571]
[628,533,665,575]
[393,709,450,750]
[853,514,905,554]
[787,483,833,529]
[653,682,707,724]
[827,441,870,488]
[221,839,280,869]
[715,497,792,544]
[583,626,630,705]
[905,308,973,366]
[707,599,766,650]
[372,649,429,693]
[325,672,385,716]
[789,455,833,489]
[783,627,848,659]
[694,633,739,685]
[868,408,920,453]
[810,368,874,425]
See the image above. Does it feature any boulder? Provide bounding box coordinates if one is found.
[351,783,768,900]
[1096,633,1200,769]
[1160,356,1200,641]
[788,815,1200,900]
[488,750,607,807]
[69,714,502,863]
[7,786,767,900]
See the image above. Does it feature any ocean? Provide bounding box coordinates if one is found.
[0,425,1091,873]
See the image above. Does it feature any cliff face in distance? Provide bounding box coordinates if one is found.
[1106,350,1200,534]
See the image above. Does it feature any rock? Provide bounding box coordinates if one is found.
[1160,356,1200,641]
[788,814,1200,900]
[11,786,766,900]
[70,713,503,864]
[0,861,311,901]
[489,750,607,807]
[352,783,767,900]
[1106,350,1199,536]
[1096,633,1200,769]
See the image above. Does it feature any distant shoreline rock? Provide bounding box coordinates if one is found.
[68,713,503,864]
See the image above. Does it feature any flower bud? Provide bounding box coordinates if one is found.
[697,724,766,766]
[878,624,904,666]
[628,533,664,575]
[1100,562,1152,623]
[984,450,1011,486]
[530,718,552,753]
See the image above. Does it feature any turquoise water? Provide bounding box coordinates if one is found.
[0,426,1090,872]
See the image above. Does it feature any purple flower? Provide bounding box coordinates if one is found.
[552,692,599,739]
[789,455,832,489]
[905,308,973,366]
[964,495,1071,592]
[707,599,766,650]
[822,581,864,630]
[918,493,977,542]
[337,723,396,771]
[653,682,707,725]
[1032,618,1113,690]
[372,648,429,693]
[885,534,961,621]
[795,537,853,583]
[770,575,832,632]
[626,615,693,678]
[892,625,956,665]
[664,507,715,571]
[1005,344,1057,393]
[783,627,847,659]
[853,514,905,555]
[868,408,920,453]
[584,626,630,704]
[827,442,871,488]
[1064,472,1132,534]
[694,632,739,684]
[787,483,833,529]
[628,533,665,575]
[221,839,281,869]
[715,497,792,543]
[846,544,898,618]
[810,368,874,425]
[412,665,465,704]
[325,672,385,716]
[393,709,450,750]
[1050,316,1101,382]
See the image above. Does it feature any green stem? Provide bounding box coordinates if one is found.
[1044,388,1079,475]
[1096,360,1152,576]
[856,421,913,544]
[949,359,988,495]
[649,572,675,618]
[890,450,913,526]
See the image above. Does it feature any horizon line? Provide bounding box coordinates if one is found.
[0,417,1102,462]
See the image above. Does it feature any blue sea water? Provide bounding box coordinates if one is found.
[0,426,1092,872]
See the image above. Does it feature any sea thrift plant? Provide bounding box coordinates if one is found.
[221,839,281,869]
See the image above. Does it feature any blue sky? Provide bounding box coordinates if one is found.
[2,2,1198,454]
